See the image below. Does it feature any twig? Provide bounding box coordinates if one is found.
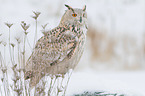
[63,70,73,96]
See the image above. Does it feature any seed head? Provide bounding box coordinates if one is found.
[15,37,21,44]
[1,78,4,82]
[2,42,7,46]
[32,11,41,20]
[0,41,2,45]
[21,21,30,31]
[41,23,48,29]
[10,43,15,48]
[1,68,7,73]
[5,23,13,28]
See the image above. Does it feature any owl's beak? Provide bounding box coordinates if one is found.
[80,16,82,23]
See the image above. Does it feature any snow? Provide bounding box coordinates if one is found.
[67,70,145,96]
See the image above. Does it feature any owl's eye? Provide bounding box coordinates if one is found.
[72,14,77,17]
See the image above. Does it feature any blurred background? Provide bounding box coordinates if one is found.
[0,0,145,95]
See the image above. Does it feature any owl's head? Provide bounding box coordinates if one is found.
[59,4,87,27]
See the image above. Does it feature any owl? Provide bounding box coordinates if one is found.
[25,4,88,88]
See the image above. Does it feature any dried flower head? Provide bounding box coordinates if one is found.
[10,43,15,47]
[21,21,30,31]
[15,76,20,81]
[24,31,29,35]
[15,37,21,44]
[1,68,7,73]
[21,51,25,55]
[13,88,22,95]
[2,42,7,46]
[12,78,17,84]
[36,87,45,95]
[1,78,4,82]
[5,22,13,28]
[31,11,41,20]
[41,23,48,35]
[41,30,49,35]
[12,64,17,70]
[17,68,21,73]
[0,41,2,45]
[58,88,63,92]
[41,23,48,29]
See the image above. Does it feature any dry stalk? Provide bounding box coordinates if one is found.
[31,11,41,49]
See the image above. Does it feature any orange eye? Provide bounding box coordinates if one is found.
[72,14,77,17]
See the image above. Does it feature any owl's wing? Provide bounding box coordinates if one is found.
[26,27,78,72]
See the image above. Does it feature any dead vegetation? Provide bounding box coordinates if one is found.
[87,26,144,70]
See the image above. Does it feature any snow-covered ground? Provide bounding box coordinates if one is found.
[67,70,145,96]
[1,69,145,96]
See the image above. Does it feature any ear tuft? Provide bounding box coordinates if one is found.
[83,5,86,11]
[65,4,72,10]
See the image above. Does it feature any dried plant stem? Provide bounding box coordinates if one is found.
[17,42,21,69]
[23,33,28,96]
[56,78,60,96]
[2,74,7,96]
[2,49,10,96]
[0,85,3,96]
[5,72,10,96]
[17,42,24,96]
[24,83,28,96]
[23,33,26,69]
[32,19,38,96]
[47,77,53,96]
[33,18,39,96]
[1,49,10,96]
[33,19,38,49]
[8,28,14,66]
[12,46,15,64]
[3,45,10,96]
[3,45,6,65]
[48,77,57,96]
[0,55,1,63]
[56,77,64,96]
[1,69,7,96]
[0,52,2,66]
[2,46,6,68]
[28,85,31,96]
[63,71,73,96]
[51,77,57,95]
[34,86,37,96]
[26,37,32,51]
[60,77,64,88]
[11,45,22,96]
